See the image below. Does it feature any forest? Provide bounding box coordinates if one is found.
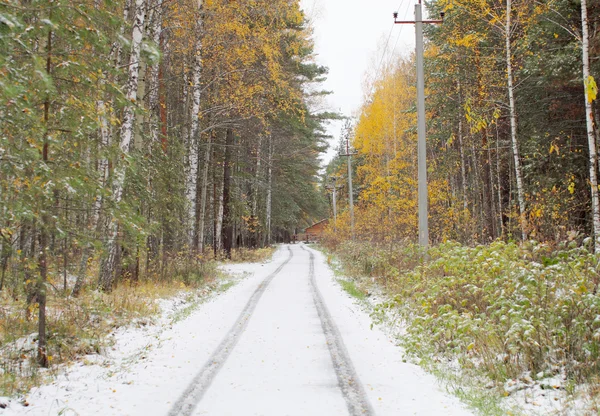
[321,1,600,411]
[0,0,327,374]
[326,0,600,248]
[3,0,600,412]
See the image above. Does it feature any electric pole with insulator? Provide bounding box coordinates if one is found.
[326,175,343,232]
[394,2,444,248]
[340,130,357,239]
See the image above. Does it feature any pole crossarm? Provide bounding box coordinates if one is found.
[394,19,443,24]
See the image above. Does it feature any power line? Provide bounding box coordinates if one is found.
[372,1,407,85]
[390,0,414,59]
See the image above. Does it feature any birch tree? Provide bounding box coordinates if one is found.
[185,1,204,246]
[505,0,527,241]
[99,0,147,291]
[580,0,600,253]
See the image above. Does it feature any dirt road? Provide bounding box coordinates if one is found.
[7,245,473,416]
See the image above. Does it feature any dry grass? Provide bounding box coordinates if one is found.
[0,244,277,397]
[227,246,276,263]
[0,276,216,396]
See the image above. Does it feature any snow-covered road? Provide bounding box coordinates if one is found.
[5,245,473,416]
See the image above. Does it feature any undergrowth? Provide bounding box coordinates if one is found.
[338,279,367,301]
[325,239,600,414]
[226,246,276,263]
[0,259,220,396]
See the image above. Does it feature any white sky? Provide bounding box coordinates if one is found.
[300,0,420,164]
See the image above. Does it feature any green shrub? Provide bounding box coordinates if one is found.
[330,240,600,385]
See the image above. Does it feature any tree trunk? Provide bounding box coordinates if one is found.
[0,250,8,292]
[213,144,219,257]
[99,0,146,291]
[495,125,504,237]
[216,185,224,252]
[196,130,213,253]
[148,0,163,147]
[37,224,49,367]
[457,82,468,212]
[133,59,147,151]
[38,16,53,367]
[93,75,111,229]
[482,129,496,239]
[251,135,262,247]
[222,128,234,258]
[185,4,204,243]
[581,0,600,253]
[265,135,273,246]
[506,0,527,241]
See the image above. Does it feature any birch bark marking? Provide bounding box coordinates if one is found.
[581,0,600,253]
[506,0,527,241]
[99,0,146,291]
[148,0,163,146]
[185,1,204,244]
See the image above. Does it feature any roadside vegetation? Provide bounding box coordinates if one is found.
[323,239,600,414]
[1,0,327,379]
[0,246,273,397]
[320,0,600,413]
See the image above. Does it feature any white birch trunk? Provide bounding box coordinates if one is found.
[216,182,224,250]
[265,135,273,245]
[185,3,204,244]
[99,0,146,290]
[252,135,263,216]
[148,0,162,144]
[580,0,600,253]
[114,0,133,68]
[93,95,110,228]
[506,0,527,241]
[134,59,147,151]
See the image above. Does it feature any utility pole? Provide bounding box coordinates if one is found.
[326,176,342,232]
[340,132,357,239]
[394,2,444,248]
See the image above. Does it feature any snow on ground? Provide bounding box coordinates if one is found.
[0,253,278,416]
[1,245,474,415]
[324,250,596,416]
[305,246,472,416]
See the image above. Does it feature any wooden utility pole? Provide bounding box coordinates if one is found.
[394,2,444,248]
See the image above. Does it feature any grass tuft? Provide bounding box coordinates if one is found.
[338,279,367,301]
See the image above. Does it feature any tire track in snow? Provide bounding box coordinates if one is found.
[168,246,293,416]
[303,246,375,416]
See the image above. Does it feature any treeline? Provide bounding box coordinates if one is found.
[0,0,327,366]
[326,0,600,249]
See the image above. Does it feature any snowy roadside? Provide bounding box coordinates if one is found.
[317,247,595,416]
[0,256,276,415]
[303,245,473,416]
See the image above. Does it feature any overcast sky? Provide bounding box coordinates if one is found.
[299,0,420,163]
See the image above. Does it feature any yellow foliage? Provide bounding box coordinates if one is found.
[331,58,457,244]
